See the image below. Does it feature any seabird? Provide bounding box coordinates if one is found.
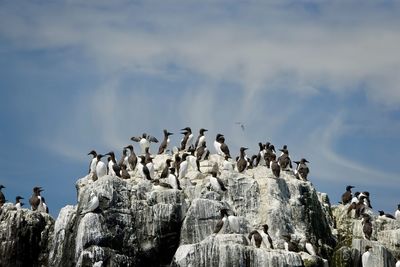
[29,187,42,211]
[270,154,280,178]
[95,154,107,179]
[0,185,5,207]
[341,185,355,205]
[395,204,400,220]
[222,155,234,171]
[196,141,210,161]
[180,127,194,151]
[158,129,173,154]
[37,195,49,213]
[362,214,373,240]
[174,153,182,174]
[362,245,373,267]
[347,192,360,216]
[146,155,155,179]
[195,128,208,149]
[281,234,299,252]
[355,195,367,218]
[178,153,189,179]
[209,171,227,192]
[81,192,99,215]
[118,148,128,167]
[138,155,152,180]
[248,224,274,249]
[214,134,224,156]
[255,142,266,167]
[378,210,396,220]
[247,155,258,169]
[152,179,173,190]
[219,136,231,158]
[87,150,98,175]
[359,191,372,209]
[131,133,158,155]
[168,167,182,190]
[214,208,240,234]
[160,159,172,178]
[105,151,121,177]
[15,196,24,210]
[278,148,292,171]
[124,145,138,171]
[264,144,276,168]
[296,158,309,181]
[237,147,248,173]
[120,164,131,179]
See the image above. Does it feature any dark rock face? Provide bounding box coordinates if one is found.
[0,204,54,267]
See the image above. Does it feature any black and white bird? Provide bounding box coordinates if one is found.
[278,147,292,171]
[341,185,355,205]
[124,145,138,171]
[131,133,159,155]
[395,204,400,220]
[248,224,274,249]
[160,159,173,178]
[362,214,373,240]
[158,129,173,154]
[168,167,182,190]
[378,210,396,220]
[219,136,231,158]
[255,142,266,167]
[15,196,24,210]
[195,128,208,149]
[120,164,131,179]
[264,144,276,168]
[146,156,155,179]
[180,127,194,151]
[138,155,152,180]
[270,154,280,178]
[296,158,309,181]
[0,185,5,207]
[29,187,42,211]
[237,147,248,173]
[282,234,299,252]
[95,154,107,179]
[196,141,210,161]
[214,134,224,156]
[118,148,129,168]
[105,151,121,177]
[87,150,98,176]
[178,153,189,179]
[209,171,227,192]
[214,208,240,234]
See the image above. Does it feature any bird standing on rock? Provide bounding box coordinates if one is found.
[158,129,173,154]
[341,185,355,204]
[0,185,6,207]
[237,147,248,173]
[15,196,24,209]
[248,224,274,249]
[180,127,193,151]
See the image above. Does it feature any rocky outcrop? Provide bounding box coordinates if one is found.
[0,203,54,267]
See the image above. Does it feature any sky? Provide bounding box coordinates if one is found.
[0,1,399,218]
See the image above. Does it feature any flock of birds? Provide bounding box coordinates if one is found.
[1,126,399,256]
[340,185,400,240]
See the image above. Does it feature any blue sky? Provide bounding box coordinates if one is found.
[1,1,399,217]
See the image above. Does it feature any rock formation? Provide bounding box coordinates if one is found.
[0,152,398,266]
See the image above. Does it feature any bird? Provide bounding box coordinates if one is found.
[29,187,42,211]
[196,141,210,161]
[120,164,131,179]
[178,153,189,179]
[255,142,266,167]
[0,185,5,207]
[124,145,138,171]
[209,171,227,192]
[219,136,231,158]
[118,148,128,167]
[237,147,248,173]
[15,196,24,210]
[158,129,173,154]
[235,122,245,131]
[296,158,309,181]
[347,192,361,216]
[278,147,292,171]
[81,192,99,215]
[362,214,373,240]
[168,167,182,190]
[281,234,299,252]
[152,179,173,190]
[248,224,274,249]
[378,210,396,220]
[146,156,155,179]
[361,245,373,267]
[341,185,355,205]
[395,204,400,220]
[359,191,372,209]
[222,155,234,171]
[264,144,276,168]
[160,159,173,178]
[87,150,98,175]
[105,151,121,177]
[137,155,152,180]
[180,127,194,151]
[214,134,224,156]
[95,154,107,179]
[214,208,240,234]
[37,196,49,213]
[270,154,280,178]
[195,128,208,149]
[131,133,158,155]
[174,153,182,174]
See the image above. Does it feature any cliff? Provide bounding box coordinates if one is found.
[0,152,398,267]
